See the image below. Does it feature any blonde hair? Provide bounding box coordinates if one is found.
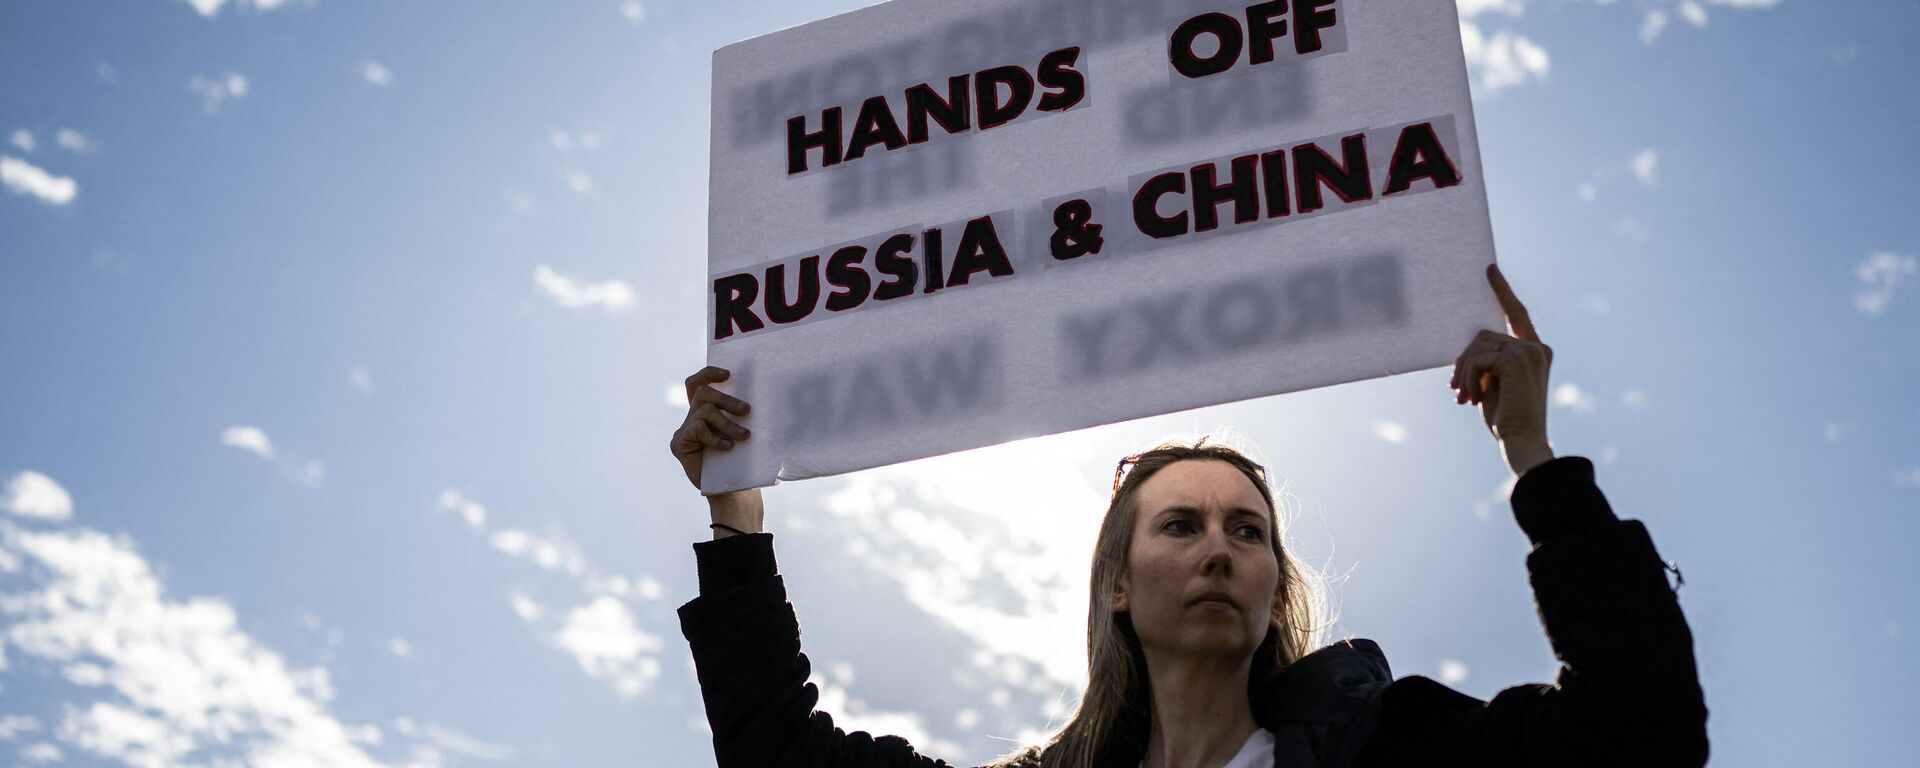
[986,435,1328,768]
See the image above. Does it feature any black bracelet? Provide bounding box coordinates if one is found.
[709,522,752,536]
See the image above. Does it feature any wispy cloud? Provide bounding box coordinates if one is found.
[362,60,394,87]
[1853,251,1916,315]
[1678,1,1709,27]
[552,596,662,699]
[189,73,249,113]
[1552,382,1598,413]
[1455,0,1526,17]
[221,425,276,459]
[9,129,36,153]
[1640,10,1669,44]
[1,155,77,206]
[1459,22,1549,93]
[54,129,94,154]
[549,129,603,152]
[1631,148,1659,188]
[1892,467,1920,488]
[3,471,74,522]
[348,365,375,396]
[435,489,488,530]
[177,0,294,18]
[0,509,396,765]
[1371,420,1409,444]
[533,265,635,312]
[1438,658,1471,685]
[619,1,645,24]
[220,426,327,487]
[430,491,670,699]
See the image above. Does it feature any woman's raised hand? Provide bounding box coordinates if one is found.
[671,366,764,537]
[671,366,753,489]
[1450,264,1556,475]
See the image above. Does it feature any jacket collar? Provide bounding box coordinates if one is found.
[1092,638,1391,768]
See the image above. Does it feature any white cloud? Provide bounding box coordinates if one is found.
[806,671,965,758]
[349,365,375,396]
[0,522,388,766]
[55,129,94,154]
[436,489,488,530]
[10,129,35,152]
[0,714,41,739]
[1620,389,1650,410]
[488,528,587,577]
[4,471,74,522]
[1459,23,1550,92]
[1892,467,1920,488]
[619,1,645,24]
[221,425,275,459]
[1576,181,1596,202]
[1455,0,1525,18]
[178,0,293,18]
[413,723,510,762]
[1822,422,1844,442]
[1630,148,1659,188]
[189,73,249,113]
[1551,382,1598,413]
[1,155,78,206]
[664,382,689,409]
[1640,10,1668,44]
[506,190,536,216]
[387,637,413,658]
[21,741,61,762]
[1579,294,1611,314]
[1614,216,1650,244]
[1371,420,1409,444]
[1706,0,1778,7]
[1853,251,1916,315]
[508,592,543,622]
[533,265,635,312]
[564,171,594,194]
[363,60,393,87]
[551,596,663,699]
[1438,658,1470,685]
[1679,1,1709,26]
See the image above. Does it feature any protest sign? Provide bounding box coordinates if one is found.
[700,0,1506,493]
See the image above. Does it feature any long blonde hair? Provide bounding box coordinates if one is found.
[986,436,1328,768]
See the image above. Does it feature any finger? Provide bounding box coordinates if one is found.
[691,384,752,416]
[1486,264,1539,343]
[1453,330,1508,400]
[684,366,731,404]
[695,403,751,441]
[1457,349,1502,404]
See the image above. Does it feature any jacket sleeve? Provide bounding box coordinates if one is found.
[1354,456,1709,768]
[677,532,954,768]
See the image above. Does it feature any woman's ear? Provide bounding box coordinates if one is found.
[1111,575,1129,613]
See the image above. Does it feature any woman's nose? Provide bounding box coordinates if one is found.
[1200,527,1234,575]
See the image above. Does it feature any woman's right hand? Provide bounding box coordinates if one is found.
[671,366,764,537]
[670,365,753,490]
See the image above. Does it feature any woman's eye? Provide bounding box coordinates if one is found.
[1162,519,1193,533]
[1237,524,1265,541]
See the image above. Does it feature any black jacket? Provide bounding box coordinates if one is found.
[677,456,1708,767]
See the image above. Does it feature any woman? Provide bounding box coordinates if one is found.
[672,265,1708,768]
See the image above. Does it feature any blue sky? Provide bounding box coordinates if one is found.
[1,0,1915,765]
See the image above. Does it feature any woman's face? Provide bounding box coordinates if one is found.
[1113,459,1282,661]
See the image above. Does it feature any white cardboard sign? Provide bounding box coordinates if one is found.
[701,0,1504,493]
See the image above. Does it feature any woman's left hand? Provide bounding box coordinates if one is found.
[1451,264,1555,475]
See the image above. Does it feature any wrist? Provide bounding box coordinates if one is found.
[706,488,764,539]
[1500,434,1555,476]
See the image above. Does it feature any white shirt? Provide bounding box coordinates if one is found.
[1136,726,1276,768]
